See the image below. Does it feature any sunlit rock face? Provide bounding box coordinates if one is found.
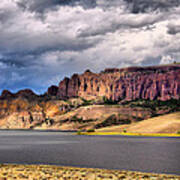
[57,65,180,101]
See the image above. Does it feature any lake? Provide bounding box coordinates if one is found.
[0,130,179,175]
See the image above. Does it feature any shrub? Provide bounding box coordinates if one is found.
[81,98,93,106]
[103,96,118,105]
[123,129,127,133]
[95,114,131,129]
[87,129,95,133]
[71,116,83,122]
[77,130,82,135]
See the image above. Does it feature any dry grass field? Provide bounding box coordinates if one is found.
[97,112,180,134]
[0,164,179,180]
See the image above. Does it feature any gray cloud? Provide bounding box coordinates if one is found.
[15,0,180,14]
[167,23,180,34]
[124,0,180,13]
[0,1,102,57]
[16,0,97,13]
[0,0,180,94]
[78,13,163,37]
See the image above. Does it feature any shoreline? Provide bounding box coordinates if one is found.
[0,164,179,179]
[0,129,76,133]
[78,132,180,137]
[0,129,180,138]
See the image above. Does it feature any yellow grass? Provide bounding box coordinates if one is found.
[79,132,180,137]
[0,164,179,179]
[78,112,180,137]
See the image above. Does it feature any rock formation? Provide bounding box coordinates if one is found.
[47,85,59,96]
[56,65,180,101]
[0,89,37,100]
[1,65,180,102]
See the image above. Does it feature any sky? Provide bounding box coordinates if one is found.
[0,0,180,94]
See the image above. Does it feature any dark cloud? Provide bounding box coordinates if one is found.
[140,56,161,66]
[15,0,180,14]
[0,36,101,57]
[78,13,163,37]
[0,10,12,24]
[167,23,180,35]
[16,0,96,13]
[124,0,180,13]
[0,56,36,68]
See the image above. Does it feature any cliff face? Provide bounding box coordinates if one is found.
[0,97,72,129]
[57,65,180,101]
[1,65,180,102]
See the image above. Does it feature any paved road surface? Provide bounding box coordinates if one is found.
[0,130,179,175]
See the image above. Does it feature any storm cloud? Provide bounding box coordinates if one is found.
[0,0,180,94]
[124,0,180,13]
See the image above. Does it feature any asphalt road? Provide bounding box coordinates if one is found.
[0,130,179,175]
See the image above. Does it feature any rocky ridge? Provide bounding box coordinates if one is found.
[56,65,180,101]
[1,64,180,102]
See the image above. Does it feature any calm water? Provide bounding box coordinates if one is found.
[0,130,179,175]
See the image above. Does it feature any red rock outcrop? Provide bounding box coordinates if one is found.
[47,85,58,96]
[57,65,180,101]
[15,89,37,99]
[0,90,15,99]
[0,89,37,100]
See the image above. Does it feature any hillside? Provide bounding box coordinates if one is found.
[97,112,180,134]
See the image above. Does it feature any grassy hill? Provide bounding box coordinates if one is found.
[97,112,180,134]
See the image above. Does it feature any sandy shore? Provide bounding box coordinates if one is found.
[0,164,179,180]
